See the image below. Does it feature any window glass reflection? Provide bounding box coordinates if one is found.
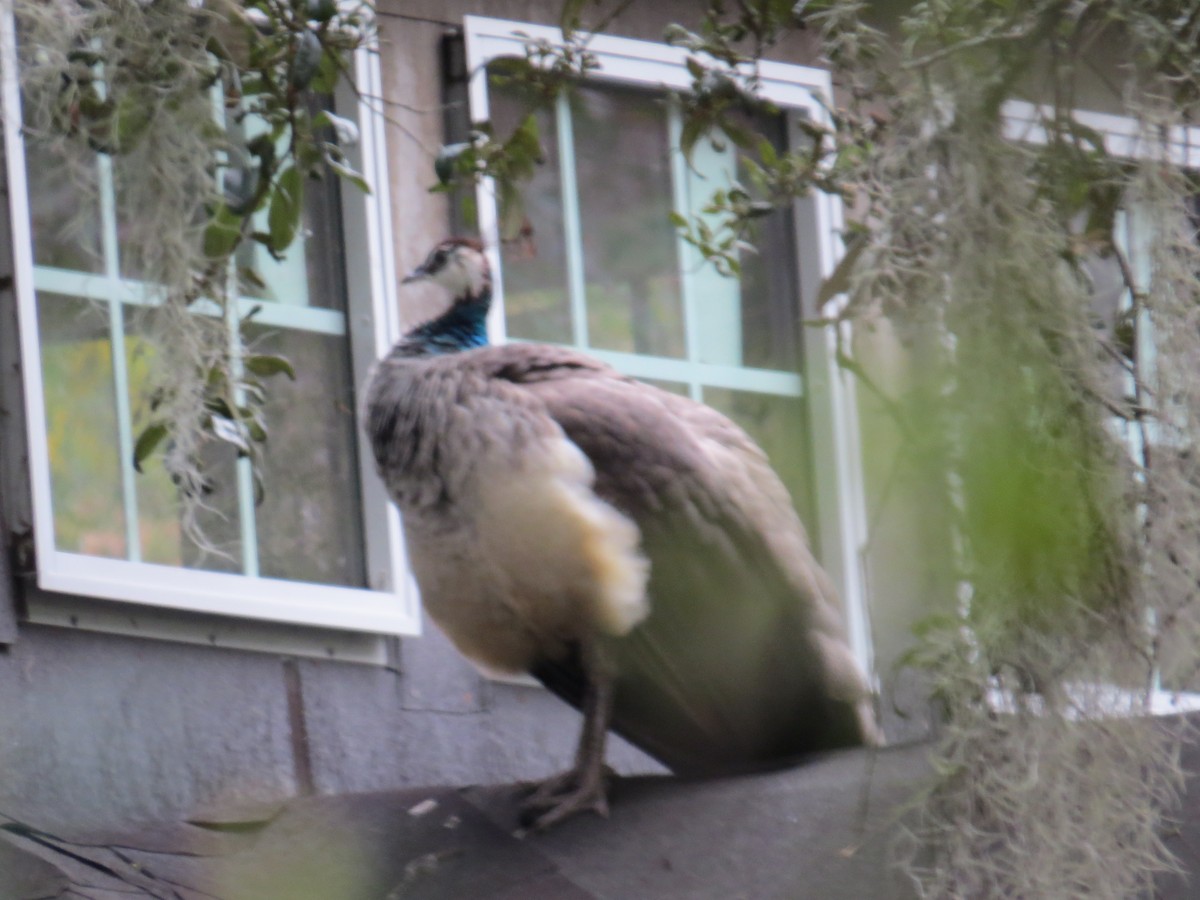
[37,295,125,557]
[249,325,367,587]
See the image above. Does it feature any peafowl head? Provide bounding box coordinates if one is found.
[402,238,491,303]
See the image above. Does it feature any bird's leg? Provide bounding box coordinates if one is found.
[521,641,615,830]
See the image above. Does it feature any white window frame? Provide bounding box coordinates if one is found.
[463,16,875,677]
[1,9,421,639]
[1001,100,1200,465]
[992,100,1200,712]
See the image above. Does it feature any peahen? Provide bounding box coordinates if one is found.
[365,238,879,830]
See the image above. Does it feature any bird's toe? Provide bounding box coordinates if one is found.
[519,781,610,831]
[520,768,578,808]
[518,764,614,830]
[522,763,616,808]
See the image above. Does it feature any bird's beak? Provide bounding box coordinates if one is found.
[401,265,429,285]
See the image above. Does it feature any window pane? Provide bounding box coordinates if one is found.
[26,139,104,273]
[735,112,800,371]
[123,323,183,565]
[573,84,684,357]
[249,325,367,587]
[232,103,349,311]
[236,169,348,311]
[1084,249,1129,403]
[122,316,243,571]
[701,387,815,529]
[490,75,573,344]
[642,378,690,396]
[296,166,349,311]
[183,443,245,573]
[37,295,126,557]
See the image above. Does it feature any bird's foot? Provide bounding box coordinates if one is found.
[518,765,614,831]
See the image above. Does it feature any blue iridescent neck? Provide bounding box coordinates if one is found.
[398,287,491,356]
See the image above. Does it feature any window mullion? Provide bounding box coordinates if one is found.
[225,272,261,578]
[666,101,703,401]
[209,80,262,579]
[1122,204,1161,694]
[96,149,142,563]
[554,89,590,349]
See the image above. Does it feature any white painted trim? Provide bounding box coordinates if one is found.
[463,15,831,109]
[24,590,392,665]
[31,266,352,334]
[1,12,419,638]
[462,19,508,347]
[344,35,422,629]
[1002,99,1200,166]
[988,683,1200,720]
[39,551,412,633]
[1,6,57,588]
[792,178,874,682]
[818,187,875,682]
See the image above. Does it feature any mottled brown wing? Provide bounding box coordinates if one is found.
[483,345,876,774]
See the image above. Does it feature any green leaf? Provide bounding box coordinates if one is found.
[487,56,537,84]
[223,166,260,214]
[306,0,338,22]
[67,48,105,67]
[247,133,276,167]
[746,200,775,219]
[314,111,360,147]
[113,94,152,152]
[285,130,318,168]
[205,396,236,420]
[505,114,542,167]
[560,0,587,35]
[722,120,755,151]
[815,234,865,308]
[326,154,371,194]
[245,417,268,443]
[267,166,303,254]
[311,47,343,95]
[203,203,243,259]
[132,422,168,473]
[240,381,267,403]
[758,138,778,167]
[210,415,250,452]
[243,354,296,380]
[497,179,526,242]
[434,141,472,185]
[239,267,267,291]
[679,116,707,163]
[203,221,241,259]
[290,29,323,89]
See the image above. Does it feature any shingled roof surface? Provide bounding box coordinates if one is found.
[4,734,1199,899]
[0,744,924,900]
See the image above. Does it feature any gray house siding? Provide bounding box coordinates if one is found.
[1,163,25,647]
[0,622,658,830]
